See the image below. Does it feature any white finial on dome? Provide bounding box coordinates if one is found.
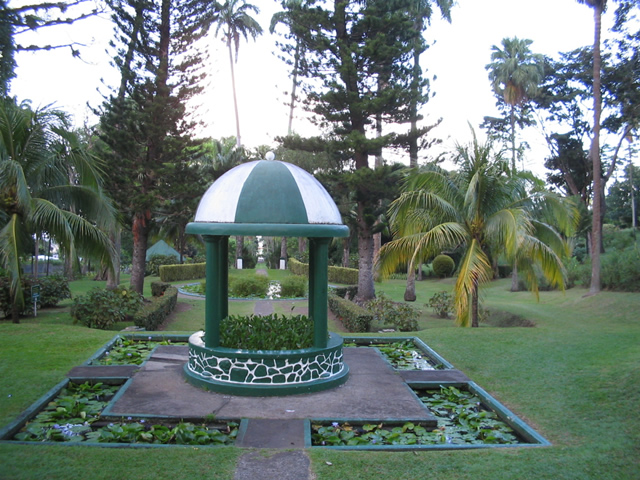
[265,151,276,161]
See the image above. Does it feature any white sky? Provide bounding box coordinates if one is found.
[11,0,617,176]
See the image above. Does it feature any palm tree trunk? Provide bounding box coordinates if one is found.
[471,280,479,327]
[404,261,416,302]
[342,236,350,268]
[228,42,241,148]
[589,3,603,295]
[355,202,375,302]
[106,228,121,290]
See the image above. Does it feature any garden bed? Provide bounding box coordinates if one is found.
[0,379,238,447]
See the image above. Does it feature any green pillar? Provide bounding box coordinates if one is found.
[309,237,329,348]
[204,235,228,347]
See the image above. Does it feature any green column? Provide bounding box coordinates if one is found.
[309,237,329,348]
[204,235,228,347]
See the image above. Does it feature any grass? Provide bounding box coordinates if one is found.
[0,273,638,479]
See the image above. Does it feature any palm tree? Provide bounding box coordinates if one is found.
[486,37,544,172]
[576,0,607,295]
[215,0,263,148]
[378,131,577,327]
[0,98,115,322]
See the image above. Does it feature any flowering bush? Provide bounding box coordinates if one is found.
[71,287,143,329]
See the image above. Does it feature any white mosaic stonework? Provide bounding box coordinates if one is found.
[186,332,346,385]
[187,347,345,385]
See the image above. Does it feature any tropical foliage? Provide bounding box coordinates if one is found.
[0,98,115,322]
[378,132,577,327]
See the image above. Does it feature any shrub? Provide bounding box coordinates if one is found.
[331,285,358,300]
[229,274,270,298]
[145,254,179,276]
[71,287,143,330]
[600,248,640,291]
[279,276,306,298]
[328,293,373,333]
[365,293,420,332]
[427,291,454,318]
[483,309,536,327]
[220,313,313,350]
[0,275,71,318]
[151,281,172,297]
[432,254,455,278]
[133,286,178,330]
[159,263,206,282]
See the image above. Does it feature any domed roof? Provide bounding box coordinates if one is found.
[186,159,349,238]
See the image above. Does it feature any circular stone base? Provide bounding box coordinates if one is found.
[184,332,349,396]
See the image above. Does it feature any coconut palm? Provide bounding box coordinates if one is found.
[378,131,577,327]
[215,0,263,148]
[0,98,115,322]
[486,37,544,172]
[576,0,607,295]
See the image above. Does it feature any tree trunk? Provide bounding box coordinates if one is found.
[510,263,520,292]
[130,212,149,295]
[106,228,121,290]
[342,237,350,268]
[355,202,375,302]
[228,41,241,148]
[471,281,479,327]
[287,41,301,135]
[404,261,416,302]
[373,231,381,281]
[589,4,603,295]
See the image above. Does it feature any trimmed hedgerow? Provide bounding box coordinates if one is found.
[133,286,178,331]
[288,258,309,277]
[289,258,358,285]
[328,293,373,333]
[159,263,206,282]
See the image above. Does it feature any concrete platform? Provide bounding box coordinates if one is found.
[106,346,436,424]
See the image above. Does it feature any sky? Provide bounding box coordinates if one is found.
[10,0,616,176]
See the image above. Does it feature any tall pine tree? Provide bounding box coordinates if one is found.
[98,0,208,294]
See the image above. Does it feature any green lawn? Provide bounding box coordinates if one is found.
[0,273,638,479]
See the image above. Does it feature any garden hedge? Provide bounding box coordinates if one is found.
[159,262,206,282]
[289,258,358,285]
[133,284,178,331]
[327,293,373,333]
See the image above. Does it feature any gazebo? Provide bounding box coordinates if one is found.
[183,155,350,396]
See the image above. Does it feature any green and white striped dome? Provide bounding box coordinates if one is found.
[186,159,349,238]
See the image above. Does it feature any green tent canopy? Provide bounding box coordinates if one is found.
[146,240,180,261]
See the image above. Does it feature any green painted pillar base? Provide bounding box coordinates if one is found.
[204,236,228,348]
[309,237,329,349]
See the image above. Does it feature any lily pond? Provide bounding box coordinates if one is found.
[12,381,238,445]
[312,386,520,447]
[1,334,548,449]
